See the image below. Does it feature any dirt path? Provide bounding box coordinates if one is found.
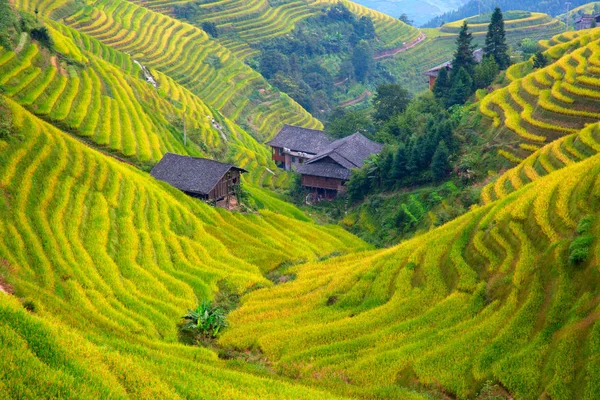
[14,32,28,54]
[339,89,372,107]
[374,32,426,60]
[334,77,349,86]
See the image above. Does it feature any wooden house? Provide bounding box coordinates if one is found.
[424,48,484,90]
[297,133,383,200]
[576,14,600,30]
[266,125,332,171]
[150,153,246,207]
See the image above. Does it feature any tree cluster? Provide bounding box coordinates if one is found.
[253,4,384,115]
[347,93,457,202]
[433,9,508,107]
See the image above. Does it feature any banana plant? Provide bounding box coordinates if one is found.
[182,299,227,338]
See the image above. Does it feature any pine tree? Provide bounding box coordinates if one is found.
[474,56,499,89]
[391,143,407,181]
[432,66,450,102]
[484,8,510,70]
[448,67,473,107]
[452,21,476,75]
[431,140,450,182]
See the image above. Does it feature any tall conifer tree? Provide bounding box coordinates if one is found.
[452,21,476,75]
[484,8,510,69]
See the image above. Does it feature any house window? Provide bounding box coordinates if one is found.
[292,156,297,163]
[299,158,304,164]
[277,148,284,156]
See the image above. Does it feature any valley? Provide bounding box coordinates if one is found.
[1,0,600,398]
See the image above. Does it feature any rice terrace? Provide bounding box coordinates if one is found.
[1,0,600,398]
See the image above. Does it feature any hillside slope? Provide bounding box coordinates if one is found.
[480,27,600,163]
[0,96,370,398]
[222,126,600,398]
[383,12,564,93]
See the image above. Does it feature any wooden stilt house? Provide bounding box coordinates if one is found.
[151,153,246,207]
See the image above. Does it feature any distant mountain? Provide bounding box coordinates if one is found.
[350,0,470,26]
[423,0,592,27]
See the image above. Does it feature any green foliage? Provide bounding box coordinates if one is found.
[431,140,450,182]
[432,66,450,102]
[326,107,374,138]
[532,51,548,69]
[204,54,222,69]
[30,26,53,50]
[372,83,411,122]
[484,8,510,70]
[0,0,18,49]
[448,67,473,107]
[182,300,228,339]
[201,21,218,38]
[352,39,373,83]
[452,21,476,75]
[474,56,499,89]
[568,216,595,265]
[520,38,538,55]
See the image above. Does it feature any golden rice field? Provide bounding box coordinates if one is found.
[126,0,419,60]
[221,140,600,398]
[14,0,322,144]
[0,97,369,398]
[480,27,600,163]
[0,8,300,189]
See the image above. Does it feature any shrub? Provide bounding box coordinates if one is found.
[30,26,54,49]
[182,300,227,339]
[569,235,593,265]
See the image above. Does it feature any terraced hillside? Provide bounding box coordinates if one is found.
[0,24,294,189]
[15,0,322,144]
[480,27,600,163]
[128,0,420,60]
[222,130,600,398]
[0,97,370,398]
[383,12,564,93]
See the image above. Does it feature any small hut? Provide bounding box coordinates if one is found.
[151,153,246,207]
[424,48,484,90]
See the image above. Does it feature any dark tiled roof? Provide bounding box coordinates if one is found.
[150,153,246,195]
[266,124,332,154]
[424,48,484,77]
[297,133,383,180]
[297,160,352,180]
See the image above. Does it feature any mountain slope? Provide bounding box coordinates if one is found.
[222,132,600,398]
[0,96,370,398]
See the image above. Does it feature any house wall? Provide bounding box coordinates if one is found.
[429,75,436,90]
[208,170,241,201]
[284,154,309,171]
[271,147,286,166]
[301,175,345,192]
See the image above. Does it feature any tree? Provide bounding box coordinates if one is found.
[398,13,413,26]
[432,66,450,102]
[258,50,289,79]
[533,51,548,69]
[431,140,451,182]
[391,143,407,181]
[30,27,53,49]
[484,8,510,69]
[201,21,218,38]
[326,108,373,138]
[447,67,473,107]
[474,56,498,89]
[520,38,538,56]
[452,21,476,75]
[347,166,372,202]
[355,16,375,39]
[372,84,411,122]
[352,40,373,83]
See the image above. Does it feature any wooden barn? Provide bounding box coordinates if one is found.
[424,48,484,90]
[150,153,246,207]
[576,14,600,30]
[297,133,383,200]
[266,125,332,171]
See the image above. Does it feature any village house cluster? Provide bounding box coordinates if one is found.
[150,125,382,207]
[268,125,383,199]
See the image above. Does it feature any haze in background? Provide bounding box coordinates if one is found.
[351,0,469,26]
